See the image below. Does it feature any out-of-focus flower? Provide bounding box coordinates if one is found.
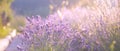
[7,0,120,51]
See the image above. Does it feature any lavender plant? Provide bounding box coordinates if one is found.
[12,13,119,51]
[6,0,120,51]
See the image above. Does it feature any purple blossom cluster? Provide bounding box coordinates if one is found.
[6,1,120,50]
[13,13,119,51]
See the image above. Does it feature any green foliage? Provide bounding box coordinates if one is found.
[0,0,13,38]
[105,23,120,51]
[0,26,11,38]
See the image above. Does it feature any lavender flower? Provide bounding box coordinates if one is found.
[6,0,120,51]
[14,13,119,51]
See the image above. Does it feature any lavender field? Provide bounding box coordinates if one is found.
[0,0,120,51]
